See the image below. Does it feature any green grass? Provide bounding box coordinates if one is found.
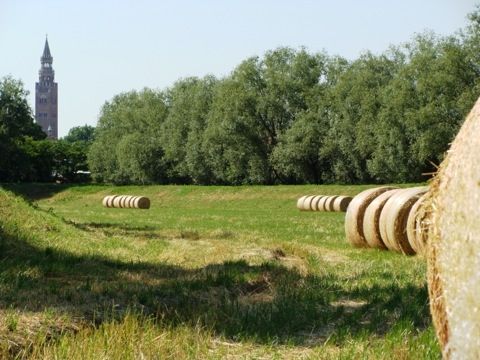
[0,183,439,359]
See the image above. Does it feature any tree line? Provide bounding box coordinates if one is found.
[2,9,480,184]
[89,12,480,185]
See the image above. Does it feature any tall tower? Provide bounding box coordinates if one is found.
[35,37,58,139]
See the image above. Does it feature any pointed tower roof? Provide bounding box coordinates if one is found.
[41,37,52,62]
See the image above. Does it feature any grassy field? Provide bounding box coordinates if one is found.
[0,183,439,359]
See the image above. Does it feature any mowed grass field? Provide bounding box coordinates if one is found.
[0,184,439,359]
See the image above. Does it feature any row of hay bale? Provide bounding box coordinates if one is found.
[345,186,429,256]
[296,195,352,212]
[102,195,150,209]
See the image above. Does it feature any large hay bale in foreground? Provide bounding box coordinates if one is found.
[379,187,428,255]
[345,186,396,247]
[363,189,399,249]
[426,98,480,359]
[332,196,352,212]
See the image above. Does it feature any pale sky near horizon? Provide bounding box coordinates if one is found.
[0,0,477,137]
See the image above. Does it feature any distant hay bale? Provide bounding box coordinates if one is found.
[345,186,396,247]
[302,195,316,211]
[363,189,399,249]
[102,196,111,208]
[379,187,428,255]
[297,195,308,210]
[311,195,324,211]
[317,196,330,212]
[332,196,352,212]
[107,195,119,208]
[325,195,339,211]
[406,194,430,256]
[127,196,138,209]
[113,196,123,208]
[134,196,150,209]
[101,194,150,209]
[426,97,480,358]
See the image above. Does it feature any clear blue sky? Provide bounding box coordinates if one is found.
[0,0,477,137]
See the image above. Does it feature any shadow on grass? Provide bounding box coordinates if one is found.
[1,183,75,201]
[0,222,432,349]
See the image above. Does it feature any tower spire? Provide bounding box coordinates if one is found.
[41,36,52,62]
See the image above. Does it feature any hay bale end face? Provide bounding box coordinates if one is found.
[426,97,480,358]
[345,186,396,247]
[363,189,399,249]
[317,196,330,212]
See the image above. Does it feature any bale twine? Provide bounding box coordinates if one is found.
[332,196,352,212]
[425,97,480,359]
[133,196,150,209]
[363,189,400,249]
[406,194,430,256]
[345,186,396,247]
[297,196,308,210]
[311,195,324,211]
[302,195,316,211]
[325,195,339,211]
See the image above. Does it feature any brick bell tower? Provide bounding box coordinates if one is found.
[35,37,58,139]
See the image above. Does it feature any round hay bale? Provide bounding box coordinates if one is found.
[102,196,111,208]
[332,196,352,212]
[134,196,150,209]
[310,195,324,211]
[128,196,138,209]
[317,196,330,212]
[302,195,316,211]
[325,195,339,211]
[380,187,428,255]
[426,97,480,358]
[297,195,308,210]
[120,195,129,209]
[363,189,400,249]
[345,186,396,247]
[107,195,119,208]
[406,194,430,256]
[113,195,123,208]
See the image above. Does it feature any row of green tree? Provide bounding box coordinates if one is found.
[0,76,94,182]
[89,12,480,185]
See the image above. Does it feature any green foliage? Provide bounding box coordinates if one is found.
[87,89,168,184]
[0,76,46,182]
[84,10,480,185]
[63,124,95,144]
